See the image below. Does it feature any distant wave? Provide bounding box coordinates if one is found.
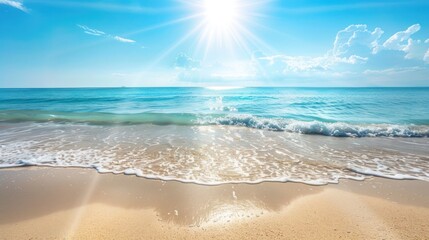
[1,110,428,137]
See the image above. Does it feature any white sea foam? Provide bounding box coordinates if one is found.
[0,123,428,185]
[208,97,238,112]
[199,115,429,137]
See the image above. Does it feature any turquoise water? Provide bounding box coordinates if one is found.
[1,87,429,184]
[0,87,428,137]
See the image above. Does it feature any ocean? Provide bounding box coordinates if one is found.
[0,87,428,185]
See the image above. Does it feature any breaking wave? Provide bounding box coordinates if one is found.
[0,110,428,137]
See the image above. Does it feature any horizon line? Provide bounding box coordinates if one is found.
[1,86,429,89]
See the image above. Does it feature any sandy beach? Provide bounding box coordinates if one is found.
[1,167,428,240]
[2,0,429,238]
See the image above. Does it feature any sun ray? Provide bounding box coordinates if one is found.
[234,22,277,54]
[65,173,100,239]
[124,13,203,36]
[147,21,206,69]
[131,0,277,79]
[185,0,274,61]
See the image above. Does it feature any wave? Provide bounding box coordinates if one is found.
[200,115,429,137]
[0,110,428,137]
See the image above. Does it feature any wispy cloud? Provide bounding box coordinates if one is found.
[0,0,28,12]
[113,36,135,43]
[77,25,136,44]
[77,24,105,36]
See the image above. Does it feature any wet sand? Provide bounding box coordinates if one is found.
[0,167,429,239]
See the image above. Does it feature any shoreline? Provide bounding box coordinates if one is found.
[2,122,428,186]
[1,164,425,186]
[1,167,429,239]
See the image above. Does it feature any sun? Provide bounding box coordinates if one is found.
[176,0,269,62]
[203,0,239,29]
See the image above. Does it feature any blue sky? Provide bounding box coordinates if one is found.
[0,0,428,87]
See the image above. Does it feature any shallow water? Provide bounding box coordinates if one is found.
[1,123,428,185]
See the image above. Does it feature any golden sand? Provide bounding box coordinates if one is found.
[0,167,428,239]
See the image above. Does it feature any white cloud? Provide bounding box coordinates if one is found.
[113,36,136,43]
[382,24,420,51]
[332,23,428,63]
[333,24,383,56]
[252,39,370,78]
[0,0,28,12]
[380,24,429,62]
[77,24,105,36]
[342,55,368,64]
[254,23,429,79]
[251,24,383,78]
[403,38,429,61]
